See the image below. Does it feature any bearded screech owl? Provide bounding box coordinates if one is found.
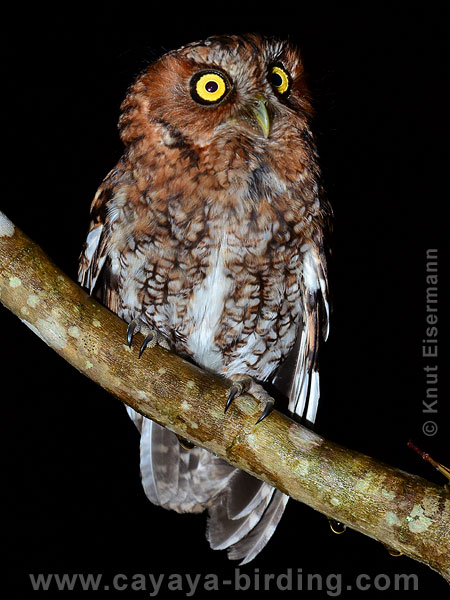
[79,33,330,564]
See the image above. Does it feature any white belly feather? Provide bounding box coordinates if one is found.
[185,246,232,371]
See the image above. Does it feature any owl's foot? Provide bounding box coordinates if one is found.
[126,318,170,356]
[225,375,275,424]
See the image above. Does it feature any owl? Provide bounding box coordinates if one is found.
[79,33,330,564]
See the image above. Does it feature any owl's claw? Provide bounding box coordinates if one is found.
[225,378,251,413]
[256,398,275,424]
[127,318,140,347]
[225,376,274,424]
[139,331,158,358]
[127,317,171,355]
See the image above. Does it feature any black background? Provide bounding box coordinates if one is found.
[2,2,449,597]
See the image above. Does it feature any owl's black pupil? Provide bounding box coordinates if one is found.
[271,72,283,88]
[205,80,219,93]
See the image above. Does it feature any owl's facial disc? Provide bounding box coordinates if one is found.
[251,96,271,139]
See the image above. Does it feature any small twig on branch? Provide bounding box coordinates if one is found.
[408,441,450,482]
[1,211,449,582]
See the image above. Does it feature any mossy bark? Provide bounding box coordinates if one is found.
[1,211,449,582]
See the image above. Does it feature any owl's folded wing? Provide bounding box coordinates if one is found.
[78,181,112,294]
[78,167,132,313]
[272,244,330,425]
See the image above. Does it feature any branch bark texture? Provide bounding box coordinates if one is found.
[1,211,449,581]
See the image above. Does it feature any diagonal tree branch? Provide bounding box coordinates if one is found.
[1,211,449,582]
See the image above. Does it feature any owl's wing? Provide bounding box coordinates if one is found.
[78,184,109,293]
[78,168,127,313]
[273,244,329,425]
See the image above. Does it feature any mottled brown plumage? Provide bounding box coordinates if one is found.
[79,33,330,563]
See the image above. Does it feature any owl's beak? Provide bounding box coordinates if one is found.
[251,96,271,139]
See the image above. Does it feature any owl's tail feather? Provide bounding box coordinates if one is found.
[218,490,289,564]
[206,480,288,564]
[137,415,235,513]
[127,407,287,562]
[206,482,275,550]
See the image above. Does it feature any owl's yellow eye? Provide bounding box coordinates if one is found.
[269,65,291,96]
[190,71,231,105]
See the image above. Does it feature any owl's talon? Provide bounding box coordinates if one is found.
[225,378,251,413]
[226,376,275,422]
[127,318,140,347]
[225,385,240,413]
[256,399,274,424]
[139,331,158,358]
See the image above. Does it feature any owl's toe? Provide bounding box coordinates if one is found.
[127,316,171,356]
[138,330,171,357]
[139,331,158,357]
[225,376,252,413]
[225,375,275,424]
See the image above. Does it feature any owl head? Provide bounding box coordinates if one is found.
[119,34,313,151]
